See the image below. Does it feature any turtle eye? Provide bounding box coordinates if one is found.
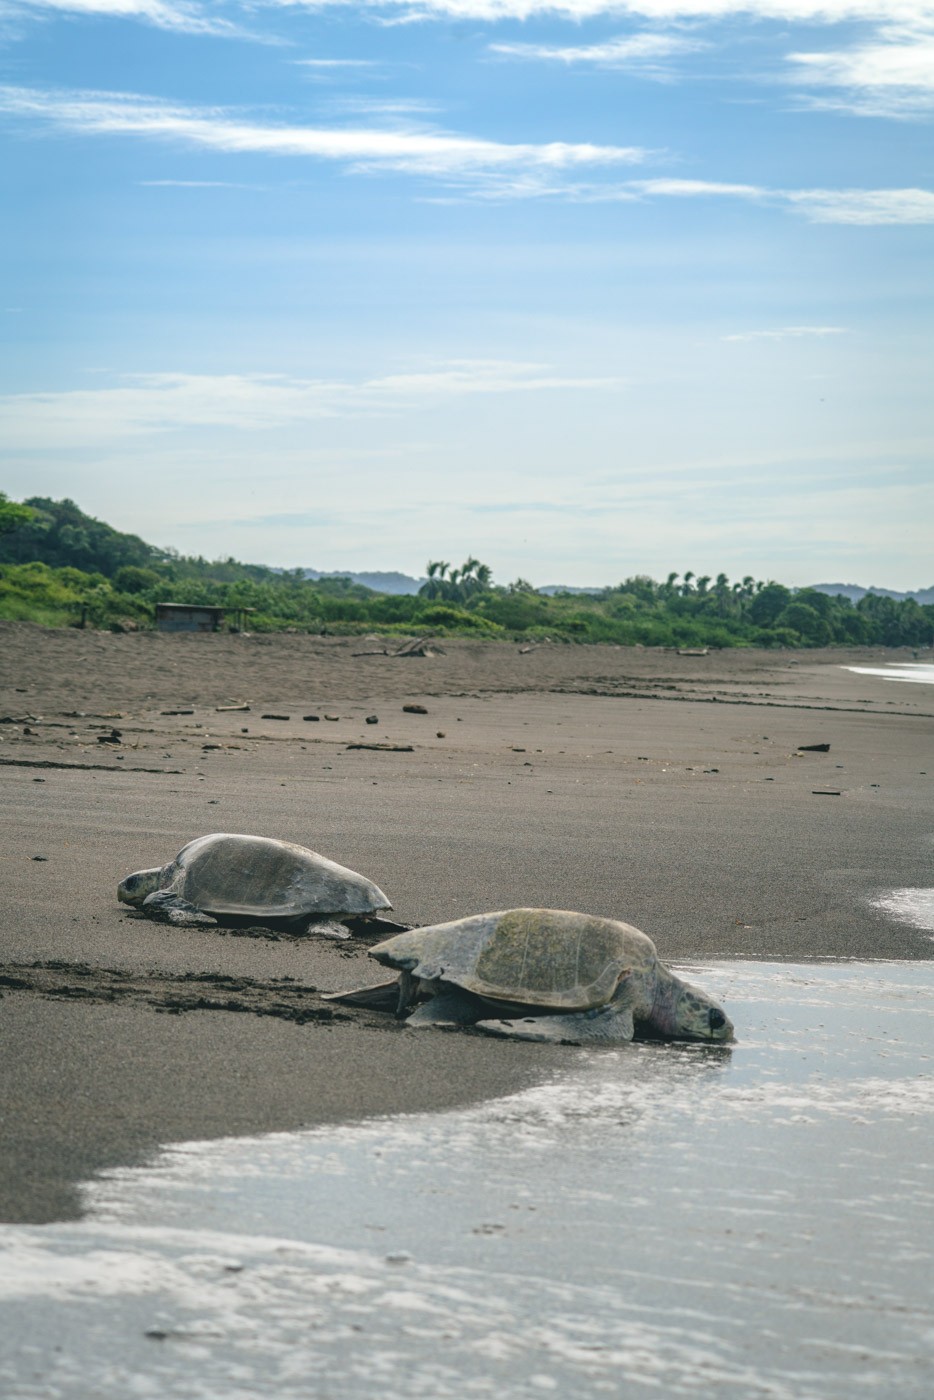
[708,1009,726,1031]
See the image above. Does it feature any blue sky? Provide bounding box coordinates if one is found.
[2,1,932,587]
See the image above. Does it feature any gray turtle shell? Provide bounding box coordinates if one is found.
[369,908,657,1011]
[146,833,390,918]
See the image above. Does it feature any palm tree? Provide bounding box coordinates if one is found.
[458,558,480,599]
[421,556,493,604]
[419,560,450,600]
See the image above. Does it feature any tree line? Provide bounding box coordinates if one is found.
[1,495,931,648]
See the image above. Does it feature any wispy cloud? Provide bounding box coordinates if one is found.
[322,96,445,117]
[783,185,934,222]
[723,325,849,341]
[3,86,932,218]
[462,173,934,222]
[787,23,934,117]
[593,177,934,223]
[292,58,387,83]
[0,86,652,191]
[293,58,380,68]
[14,0,252,38]
[490,30,707,78]
[0,362,624,448]
[280,0,934,120]
[277,1,934,22]
[138,178,262,187]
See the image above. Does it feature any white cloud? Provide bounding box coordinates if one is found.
[482,5,934,119]
[607,177,934,221]
[723,325,849,340]
[631,176,763,197]
[465,174,934,221]
[3,85,932,217]
[490,31,707,76]
[293,59,380,68]
[322,97,445,116]
[0,86,652,189]
[787,23,934,116]
[277,1,934,22]
[0,363,624,448]
[17,0,934,129]
[13,0,248,37]
[784,185,934,220]
[138,178,261,186]
[282,0,934,120]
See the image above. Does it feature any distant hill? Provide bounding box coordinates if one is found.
[538,584,603,596]
[302,569,424,595]
[302,574,604,597]
[811,582,934,606]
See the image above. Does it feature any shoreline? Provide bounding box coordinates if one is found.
[2,627,932,1222]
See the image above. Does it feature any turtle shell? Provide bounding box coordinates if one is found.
[369,908,658,1012]
[157,833,390,918]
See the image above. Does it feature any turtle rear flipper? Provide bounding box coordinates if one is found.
[306,918,353,941]
[476,1003,636,1045]
[405,989,484,1027]
[323,979,400,1010]
[345,913,413,938]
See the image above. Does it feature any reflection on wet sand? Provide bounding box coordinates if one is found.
[873,887,934,936]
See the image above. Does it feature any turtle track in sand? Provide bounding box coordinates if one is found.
[0,960,368,1026]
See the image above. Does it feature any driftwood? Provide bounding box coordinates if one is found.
[352,636,445,659]
[346,742,414,752]
[395,636,444,657]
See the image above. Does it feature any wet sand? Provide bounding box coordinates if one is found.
[2,622,932,1222]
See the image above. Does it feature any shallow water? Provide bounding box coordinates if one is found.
[843,662,934,685]
[1,961,933,1399]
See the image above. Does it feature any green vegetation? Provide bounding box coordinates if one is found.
[420,558,493,602]
[0,496,931,648]
[0,492,37,537]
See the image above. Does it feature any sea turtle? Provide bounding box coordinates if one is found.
[333,908,733,1043]
[118,832,397,938]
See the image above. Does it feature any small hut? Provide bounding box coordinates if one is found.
[155,603,226,633]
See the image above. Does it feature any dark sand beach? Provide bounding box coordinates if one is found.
[2,622,932,1223]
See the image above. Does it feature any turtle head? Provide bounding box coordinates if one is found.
[647,968,734,1043]
[118,867,162,906]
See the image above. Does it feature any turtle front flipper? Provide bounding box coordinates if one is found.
[476,1003,636,1045]
[141,891,217,926]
